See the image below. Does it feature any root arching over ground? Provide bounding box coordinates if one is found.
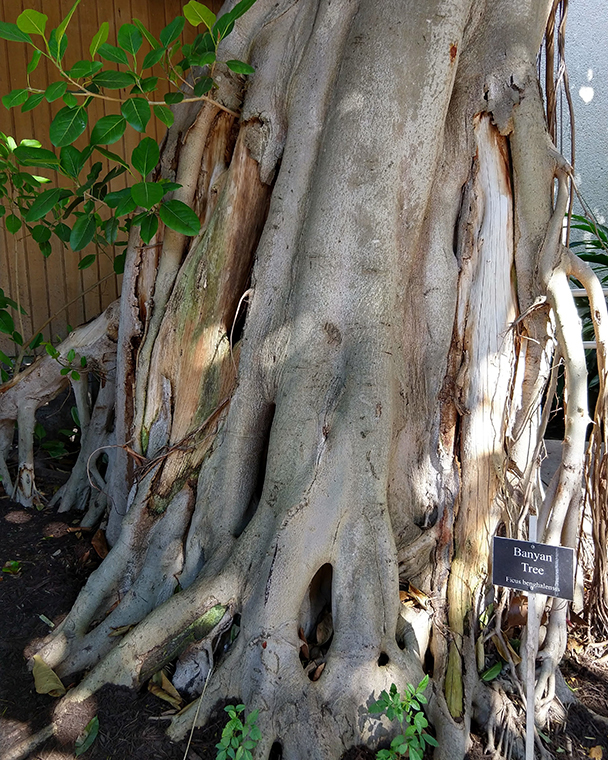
[3,1,607,759]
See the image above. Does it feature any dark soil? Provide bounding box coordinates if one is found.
[1,488,607,760]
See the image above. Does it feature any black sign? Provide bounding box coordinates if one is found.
[492,536,574,601]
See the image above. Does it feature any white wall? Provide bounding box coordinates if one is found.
[565,0,608,220]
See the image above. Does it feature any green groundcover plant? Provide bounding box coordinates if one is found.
[369,676,438,760]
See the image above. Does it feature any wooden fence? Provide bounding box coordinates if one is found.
[0,0,223,355]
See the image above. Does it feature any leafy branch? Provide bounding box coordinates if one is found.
[0,0,257,378]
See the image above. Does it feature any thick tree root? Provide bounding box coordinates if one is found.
[0,301,119,508]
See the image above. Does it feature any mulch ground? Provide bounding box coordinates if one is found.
[1,489,607,760]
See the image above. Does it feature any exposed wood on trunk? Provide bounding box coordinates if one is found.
[445,116,517,718]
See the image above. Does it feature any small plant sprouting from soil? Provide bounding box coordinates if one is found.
[368,676,438,760]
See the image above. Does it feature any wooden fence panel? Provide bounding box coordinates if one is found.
[0,0,224,357]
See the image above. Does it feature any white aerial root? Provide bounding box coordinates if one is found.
[0,301,119,507]
[522,162,608,723]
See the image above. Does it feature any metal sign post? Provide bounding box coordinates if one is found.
[526,515,538,760]
[491,523,575,760]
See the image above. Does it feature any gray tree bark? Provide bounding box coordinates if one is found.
[3,1,600,759]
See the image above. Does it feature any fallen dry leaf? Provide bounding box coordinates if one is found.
[148,671,183,709]
[32,654,66,697]
[407,583,430,610]
[316,612,333,646]
[506,595,528,628]
[589,746,602,759]
[91,529,109,559]
[311,662,325,681]
[491,633,522,666]
[298,627,309,660]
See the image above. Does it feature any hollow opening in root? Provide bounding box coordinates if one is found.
[377,652,389,666]
[298,563,333,680]
[234,403,275,538]
[269,741,283,760]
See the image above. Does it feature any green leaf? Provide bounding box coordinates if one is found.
[133,76,158,93]
[67,348,75,362]
[193,77,213,96]
[192,31,215,55]
[60,145,86,178]
[39,240,52,257]
[142,47,165,69]
[45,81,67,102]
[55,0,81,47]
[159,199,200,236]
[50,106,88,147]
[48,28,68,62]
[113,252,126,274]
[32,225,51,243]
[21,92,45,113]
[192,51,215,66]
[78,253,96,269]
[131,137,159,177]
[226,60,255,75]
[70,60,102,78]
[121,98,150,132]
[104,216,119,243]
[225,0,258,23]
[70,214,96,251]
[27,49,42,74]
[118,23,142,56]
[17,9,48,37]
[54,222,71,242]
[89,21,109,58]
[5,214,22,234]
[481,662,502,682]
[3,89,29,109]
[97,43,129,65]
[212,15,234,41]
[26,187,70,222]
[0,310,15,334]
[160,16,185,48]
[92,70,137,89]
[140,213,158,244]
[132,19,160,49]
[90,114,127,145]
[93,145,130,169]
[29,333,43,349]
[74,715,99,757]
[164,92,184,105]
[153,104,174,128]
[62,91,78,108]
[131,181,164,209]
[184,1,216,29]
[115,193,137,217]
[105,188,131,208]
[0,22,33,44]
[14,145,59,169]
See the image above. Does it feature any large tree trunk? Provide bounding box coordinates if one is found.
[3,1,600,758]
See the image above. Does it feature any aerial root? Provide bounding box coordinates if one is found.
[0,301,119,507]
[483,684,523,760]
[52,365,116,515]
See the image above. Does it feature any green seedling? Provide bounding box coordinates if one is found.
[369,676,438,760]
[216,704,261,760]
[2,560,22,574]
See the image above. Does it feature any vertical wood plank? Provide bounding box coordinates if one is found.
[0,0,230,357]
